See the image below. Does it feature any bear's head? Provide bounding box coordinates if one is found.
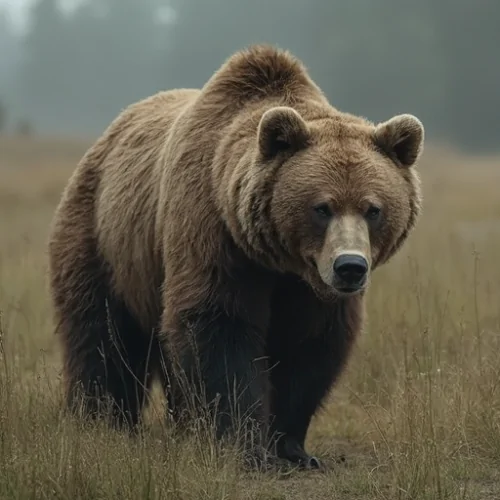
[235,105,424,298]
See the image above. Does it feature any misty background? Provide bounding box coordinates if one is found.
[0,0,498,153]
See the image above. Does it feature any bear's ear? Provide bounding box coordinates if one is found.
[374,114,424,168]
[257,106,310,162]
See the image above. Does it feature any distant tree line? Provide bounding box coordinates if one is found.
[1,0,499,152]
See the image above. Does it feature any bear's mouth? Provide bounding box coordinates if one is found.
[335,285,365,295]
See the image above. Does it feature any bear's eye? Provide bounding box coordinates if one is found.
[313,203,333,219]
[365,205,382,221]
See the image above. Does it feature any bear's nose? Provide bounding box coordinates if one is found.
[333,254,368,287]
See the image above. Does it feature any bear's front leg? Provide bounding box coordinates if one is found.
[164,304,272,466]
[268,275,363,470]
[268,332,344,470]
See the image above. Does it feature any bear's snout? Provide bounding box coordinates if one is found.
[333,253,368,293]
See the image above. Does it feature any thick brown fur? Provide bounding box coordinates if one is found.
[48,44,424,470]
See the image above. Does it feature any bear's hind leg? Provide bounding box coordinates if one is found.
[54,269,160,430]
[48,163,162,430]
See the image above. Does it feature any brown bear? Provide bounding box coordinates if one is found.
[48,44,424,470]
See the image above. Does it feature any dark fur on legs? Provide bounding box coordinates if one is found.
[64,294,162,430]
[267,274,362,469]
[164,304,271,464]
[52,252,162,430]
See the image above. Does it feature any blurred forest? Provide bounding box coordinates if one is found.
[0,0,498,153]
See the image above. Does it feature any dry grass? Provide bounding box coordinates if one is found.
[1,135,500,499]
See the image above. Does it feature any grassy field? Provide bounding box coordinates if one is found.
[1,135,500,499]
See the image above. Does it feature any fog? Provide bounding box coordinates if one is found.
[1,0,498,153]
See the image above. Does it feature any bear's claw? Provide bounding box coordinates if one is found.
[305,455,322,469]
